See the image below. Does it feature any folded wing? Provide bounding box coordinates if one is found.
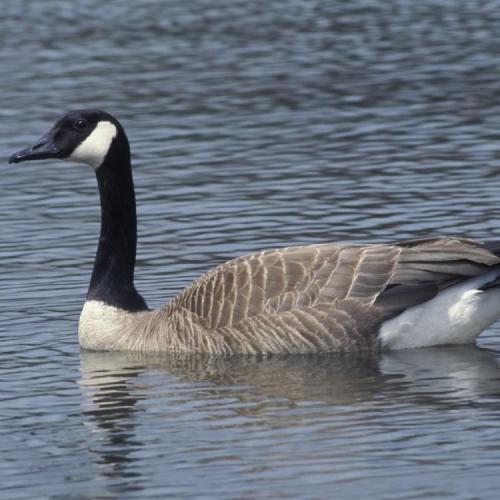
[160,236,500,353]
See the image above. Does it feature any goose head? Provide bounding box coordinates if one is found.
[9,109,127,170]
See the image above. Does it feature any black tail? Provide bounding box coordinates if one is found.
[478,242,500,290]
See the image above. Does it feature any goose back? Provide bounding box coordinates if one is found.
[94,236,499,354]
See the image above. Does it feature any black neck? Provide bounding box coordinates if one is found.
[87,137,148,311]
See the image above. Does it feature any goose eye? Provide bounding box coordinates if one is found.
[74,119,88,130]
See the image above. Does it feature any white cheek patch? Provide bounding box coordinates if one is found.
[70,121,117,169]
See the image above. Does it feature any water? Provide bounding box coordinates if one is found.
[2,0,500,498]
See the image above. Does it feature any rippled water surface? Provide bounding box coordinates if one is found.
[3,1,500,498]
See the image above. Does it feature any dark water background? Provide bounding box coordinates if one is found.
[3,1,500,498]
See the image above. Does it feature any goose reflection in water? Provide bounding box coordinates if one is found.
[78,345,500,486]
[78,360,146,490]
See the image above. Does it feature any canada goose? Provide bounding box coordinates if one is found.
[10,109,500,354]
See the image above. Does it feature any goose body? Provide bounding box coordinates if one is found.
[10,110,500,354]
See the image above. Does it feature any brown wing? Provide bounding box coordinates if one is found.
[167,236,499,324]
[166,244,384,327]
[158,237,500,353]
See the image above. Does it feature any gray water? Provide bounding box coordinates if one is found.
[2,0,500,498]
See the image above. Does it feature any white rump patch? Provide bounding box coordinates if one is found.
[379,271,500,349]
[70,121,117,169]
